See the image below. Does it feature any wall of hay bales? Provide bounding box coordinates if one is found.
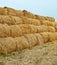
[0,7,57,54]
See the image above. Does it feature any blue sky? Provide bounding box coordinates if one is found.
[0,0,57,20]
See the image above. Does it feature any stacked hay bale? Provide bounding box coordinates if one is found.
[0,7,57,54]
[0,7,55,21]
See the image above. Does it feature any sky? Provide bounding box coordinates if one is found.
[0,0,57,21]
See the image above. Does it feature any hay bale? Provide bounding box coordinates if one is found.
[0,43,2,53]
[0,15,23,25]
[37,25,48,32]
[4,37,16,53]
[53,22,57,32]
[15,36,29,51]
[35,15,55,22]
[6,7,17,16]
[45,16,55,22]
[40,32,57,43]
[48,33,57,42]
[41,20,55,26]
[0,24,56,37]
[54,22,57,26]
[0,24,10,37]
[24,34,38,48]
[10,25,22,37]
[40,32,49,43]
[48,26,55,32]
[0,34,39,53]
[35,33,44,44]
[0,15,41,26]
[35,15,43,21]
[16,10,24,17]
[54,26,57,32]
[28,18,41,26]
[0,38,7,53]
[0,7,55,22]
[1,15,14,25]
[0,7,7,15]
[0,36,29,53]
[10,16,23,24]
[0,37,16,53]
[19,24,31,34]
[37,25,55,33]
[21,16,41,26]
[23,10,35,18]
[29,24,38,33]
[0,15,15,25]
[0,15,3,23]
[0,24,56,38]
[0,33,57,53]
